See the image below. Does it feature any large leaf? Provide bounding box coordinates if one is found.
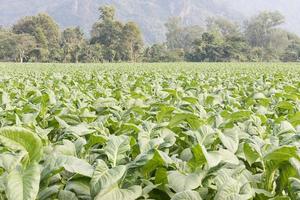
[243,143,260,166]
[214,178,252,200]
[201,146,239,168]
[264,146,299,164]
[104,135,131,167]
[58,190,78,200]
[42,154,94,178]
[217,129,239,153]
[289,178,300,200]
[0,127,42,163]
[6,162,40,200]
[171,190,202,200]
[95,185,142,200]
[168,113,203,129]
[90,160,126,197]
[168,170,206,192]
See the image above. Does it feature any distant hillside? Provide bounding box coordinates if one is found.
[1,0,300,44]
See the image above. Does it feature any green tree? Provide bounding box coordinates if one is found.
[120,22,144,62]
[0,30,18,61]
[143,44,184,62]
[281,41,300,62]
[91,6,123,62]
[15,34,37,63]
[0,29,36,62]
[186,32,224,62]
[12,13,60,62]
[79,44,103,63]
[165,17,203,51]
[207,17,240,38]
[61,27,86,63]
[245,11,285,48]
[91,5,144,62]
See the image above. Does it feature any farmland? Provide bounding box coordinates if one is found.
[0,63,300,200]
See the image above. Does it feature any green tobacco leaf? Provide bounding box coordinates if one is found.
[243,143,260,166]
[90,160,126,197]
[58,190,78,200]
[201,146,239,168]
[0,152,26,172]
[289,178,300,200]
[6,162,40,200]
[229,111,251,121]
[277,101,294,110]
[188,145,206,169]
[264,146,299,163]
[0,127,42,163]
[94,185,142,200]
[217,129,239,153]
[169,113,203,129]
[263,146,300,192]
[65,178,91,198]
[171,190,202,200]
[37,185,61,200]
[168,170,206,192]
[104,135,131,167]
[277,121,296,135]
[290,158,300,176]
[42,154,94,178]
[214,178,252,200]
[91,160,141,200]
[141,150,173,177]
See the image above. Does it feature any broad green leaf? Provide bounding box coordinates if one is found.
[229,111,251,121]
[289,178,300,200]
[169,113,203,129]
[42,154,94,178]
[277,101,294,110]
[243,143,260,165]
[264,146,299,163]
[277,121,296,135]
[217,129,239,153]
[6,162,40,200]
[168,170,206,192]
[90,160,126,197]
[214,178,252,200]
[65,178,91,198]
[104,135,131,167]
[58,190,78,200]
[37,185,61,200]
[0,152,26,172]
[0,127,42,163]
[201,146,239,168]
[140,150,173,177]
[95,185,142,200]
[171,190,202,200]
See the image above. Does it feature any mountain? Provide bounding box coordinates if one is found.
[1,0,300,44]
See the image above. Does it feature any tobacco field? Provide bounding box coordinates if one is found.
[0,63,300,200]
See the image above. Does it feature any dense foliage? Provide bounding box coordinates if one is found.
[1,6,300,63]
[0,63,300,199]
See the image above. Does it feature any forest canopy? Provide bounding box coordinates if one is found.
[1,5,300,63]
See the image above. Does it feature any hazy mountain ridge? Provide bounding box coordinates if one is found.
[1,0,299,43]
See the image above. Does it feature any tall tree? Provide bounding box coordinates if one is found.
[91,5,144,62]
[165,17,203,51]
[91,6,123,62]
[0,29,36,62]
[61,27,86,63]
[206,17,240,38]
[0,30,18,61]
[120,22,144,62]
[245,11,285,48]
[12,13,60,62]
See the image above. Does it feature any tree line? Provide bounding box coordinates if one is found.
[1,5,300,63]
